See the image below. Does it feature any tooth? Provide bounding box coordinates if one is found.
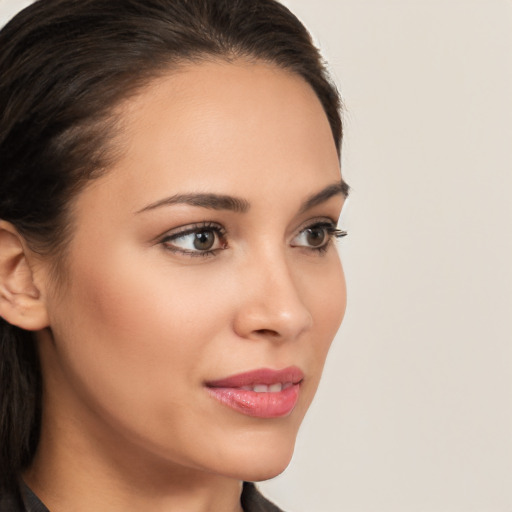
[269,383,282,392]
[253,385,269,393]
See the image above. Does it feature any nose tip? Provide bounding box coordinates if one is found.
[233,263,313,342]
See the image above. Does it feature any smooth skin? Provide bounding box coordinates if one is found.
[0,60,347,512]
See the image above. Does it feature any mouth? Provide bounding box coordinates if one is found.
[205,366,304,418]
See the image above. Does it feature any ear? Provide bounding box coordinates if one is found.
[0,221,49,331]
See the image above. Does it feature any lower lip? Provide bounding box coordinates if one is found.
[207,384,300,418]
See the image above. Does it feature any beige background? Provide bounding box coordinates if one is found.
[1,1,511,511]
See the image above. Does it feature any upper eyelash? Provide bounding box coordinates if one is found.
[333,228,348,238]
[161,221,225,240]
[302,221,347,253]
[303,220,347,238]
[314,221,347,238]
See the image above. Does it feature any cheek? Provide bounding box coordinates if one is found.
[306,256,346,349]
[62,257,212,368]
[48,248,221,417]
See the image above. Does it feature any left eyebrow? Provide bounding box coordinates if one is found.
[298,180,350,214]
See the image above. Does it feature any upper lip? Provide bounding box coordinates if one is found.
[206,366,304,388]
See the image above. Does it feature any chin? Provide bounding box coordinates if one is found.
[243,458,293,482]
[213,427,298,482]
[210,399,313,482]
[228,455,293,483]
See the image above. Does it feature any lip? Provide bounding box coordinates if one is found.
[206,366,304,388]
[205,366,304,418]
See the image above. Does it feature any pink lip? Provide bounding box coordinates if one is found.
[205,366,304,419]
[206,366,304,388]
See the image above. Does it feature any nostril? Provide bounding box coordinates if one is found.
[254,328,280,337]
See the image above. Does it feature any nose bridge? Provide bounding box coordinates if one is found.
[234,244,313,340]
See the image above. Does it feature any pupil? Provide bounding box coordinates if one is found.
[194,231,215,250]
[306,227,325,247]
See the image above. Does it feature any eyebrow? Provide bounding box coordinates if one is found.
[136,179,349,215]
[298,180,349,214]
[136,193,250,214]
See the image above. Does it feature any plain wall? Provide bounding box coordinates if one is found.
[1,1,511,511]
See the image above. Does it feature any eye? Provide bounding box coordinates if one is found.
[291,221,347,252]
[160,222,227,256]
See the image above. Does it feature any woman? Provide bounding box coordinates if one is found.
[0,0,348,510]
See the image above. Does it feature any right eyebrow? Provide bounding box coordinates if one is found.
[135,192,250,214]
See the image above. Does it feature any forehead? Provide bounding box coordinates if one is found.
[81,60,341,213]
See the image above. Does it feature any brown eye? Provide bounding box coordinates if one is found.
[291,221,341,252]
[193,231,215,250]
[305,226,327,247]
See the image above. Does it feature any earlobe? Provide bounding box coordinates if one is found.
[0,221,49,331]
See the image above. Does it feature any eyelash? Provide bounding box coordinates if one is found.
[159,220,347,258]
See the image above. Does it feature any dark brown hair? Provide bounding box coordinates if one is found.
[0,0,343,491]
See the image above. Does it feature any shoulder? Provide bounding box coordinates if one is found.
[241,482,285,512]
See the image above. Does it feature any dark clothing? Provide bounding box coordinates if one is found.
[241,482,284,512]
[0,481,283,512]
[0,483,47,512]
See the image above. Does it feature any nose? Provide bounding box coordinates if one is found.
[232,251,313,342]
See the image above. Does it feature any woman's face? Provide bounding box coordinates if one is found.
[37,60,347,482]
